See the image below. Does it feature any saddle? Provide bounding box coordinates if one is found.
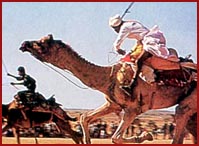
[119,50,197,87]
[11,93,64,121]
[46,96,62,107]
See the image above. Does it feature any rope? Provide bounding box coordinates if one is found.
[41,62,89,90]
[107,51,119,65]
[2,58,19,90]
[3,57,89,90]
[2,59,8,74]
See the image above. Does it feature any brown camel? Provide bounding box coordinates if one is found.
[19,34,197,144]
[2,100,83,144]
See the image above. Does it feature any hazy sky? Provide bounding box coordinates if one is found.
[2,2,197,110]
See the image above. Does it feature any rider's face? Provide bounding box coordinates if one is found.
[112,25,121,33]
[18,71,25,77]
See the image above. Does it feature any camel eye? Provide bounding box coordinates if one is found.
[33,43,39,48]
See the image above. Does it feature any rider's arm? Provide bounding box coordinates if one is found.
[7,73,23,81]
[113,24,130,52]
[11,82,24,86]
[7,73,17,79]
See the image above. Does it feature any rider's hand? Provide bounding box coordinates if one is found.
[117,49,126,55]
[7,73,11,76]
[10,82,15,85]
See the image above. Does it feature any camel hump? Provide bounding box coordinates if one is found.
[144,48,197,71]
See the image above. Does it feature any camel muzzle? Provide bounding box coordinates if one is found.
[19,41,31,52]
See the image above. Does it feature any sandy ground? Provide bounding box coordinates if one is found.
[2,110,194,144]
[2,137,193,144]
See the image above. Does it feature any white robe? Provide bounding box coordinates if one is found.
[113,21,170,59]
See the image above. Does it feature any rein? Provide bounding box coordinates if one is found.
[40,62,89,90]
[107,51,119,65]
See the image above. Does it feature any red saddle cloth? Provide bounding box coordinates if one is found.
[120,53,133,63]
[120,53,181,70]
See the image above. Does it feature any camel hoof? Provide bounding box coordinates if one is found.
[145,132,153,141]
[111,136,124,144]
[139,131,153,141]
[111,138,122,144]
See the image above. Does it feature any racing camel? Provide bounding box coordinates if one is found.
[2,98,83,144]
[19,34,197,144]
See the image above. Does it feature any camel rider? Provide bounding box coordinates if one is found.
[109,14,179,94]
[7,66,36,105]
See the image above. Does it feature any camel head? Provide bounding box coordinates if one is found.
[19,34,70,62]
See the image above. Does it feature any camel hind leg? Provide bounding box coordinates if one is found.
[172,88,197,144]
[111,108,153,144]
[186,113,197,144]
[2,125,21,144]
[172,106,190,144]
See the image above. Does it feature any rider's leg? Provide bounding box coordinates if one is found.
[142,35,179,62]
[25,89,36,105]
[17,91,27,106]
[120,43,145,95]
[129,42,145,83]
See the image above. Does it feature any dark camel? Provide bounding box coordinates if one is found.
[19,34,197,144]
[2,100,83,144]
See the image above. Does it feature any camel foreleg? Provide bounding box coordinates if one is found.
[11,127,21,144]
[34,127,38,144]
[56,119,82,144]
[80,101,121,144]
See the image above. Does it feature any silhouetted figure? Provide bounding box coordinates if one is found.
[169,123,175,139]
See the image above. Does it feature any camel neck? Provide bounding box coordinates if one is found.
[45,44,115,93]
